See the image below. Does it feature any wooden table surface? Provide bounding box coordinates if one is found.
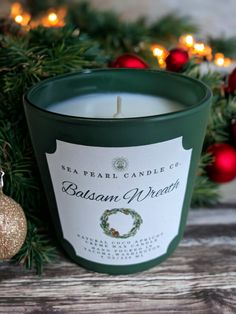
[1,183,236,314]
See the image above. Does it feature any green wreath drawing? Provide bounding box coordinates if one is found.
[100,208,143,239]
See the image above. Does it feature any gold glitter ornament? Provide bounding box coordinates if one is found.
[0,170,27,260]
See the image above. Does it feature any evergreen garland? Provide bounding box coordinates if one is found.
[208,36,236,59]
[1,1,236,273]
[0,24,106,273]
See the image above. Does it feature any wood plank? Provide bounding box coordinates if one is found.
[0,207,236,313]
[187,208,236,225]
[0,223,235,313]
[0,244,236,314]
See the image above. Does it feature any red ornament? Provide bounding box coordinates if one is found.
[165,48,189,72]
[206,143,236,183]
[226,67,236,93]
[110,53,149,69]
[231,119,236,145]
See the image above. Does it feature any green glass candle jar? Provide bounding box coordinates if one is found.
[24,69,212,274]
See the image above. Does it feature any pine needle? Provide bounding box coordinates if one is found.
[12,220,58,275]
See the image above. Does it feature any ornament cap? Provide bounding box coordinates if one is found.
[0,170,4,189]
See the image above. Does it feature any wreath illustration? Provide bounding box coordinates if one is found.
[100,208,143,239]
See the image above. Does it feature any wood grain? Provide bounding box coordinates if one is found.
[0,206,236,314]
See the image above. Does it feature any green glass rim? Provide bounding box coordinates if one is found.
[24,68,212,124]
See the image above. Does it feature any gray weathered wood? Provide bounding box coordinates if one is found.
[0,182,236,313]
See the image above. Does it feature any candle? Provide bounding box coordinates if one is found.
[24,69,211,274]
[48,93,183,118]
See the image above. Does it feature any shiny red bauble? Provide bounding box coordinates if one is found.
[206,143,236,183]
[226,67,236,93]
[165,48,189,72]
[110,53,149,69]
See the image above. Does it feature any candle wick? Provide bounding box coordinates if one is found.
[0,169,4,189]
[117,95,122,113]
[113,96,124,118]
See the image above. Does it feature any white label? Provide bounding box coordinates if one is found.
[46,138,192,265]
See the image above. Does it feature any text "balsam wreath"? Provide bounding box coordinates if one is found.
[61,179,180,205]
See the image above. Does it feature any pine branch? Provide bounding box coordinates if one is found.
[0,25,106,273]
[184,61,223,90]
[191,175,220,207]
[199,71,223,91]
[208,36,236,58]
[68,2,150,57]
[0,17,24,36]
[149,14,198,43]
[0,120,40,211]
[12,220,57,275]
[191,153,220,207]
[206,97,236,145]
[28,27,106,74]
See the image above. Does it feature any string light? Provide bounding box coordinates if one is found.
[10,3,67,29]
[40,7,67,27]
[48,13,59,25]
[15,15,23,24]
[152,44,169,68]
[191,42,212,60]
[152,46,164,58]
[179,35,212,61]
[194,42,205,52]
[179,34,195,48]
[7,2,236,71]
[10,2,31,26]
[11,2,22,17]
[214,53,232,67]
[185,35,194,47]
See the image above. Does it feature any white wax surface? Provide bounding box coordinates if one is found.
[48,93,184,118]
